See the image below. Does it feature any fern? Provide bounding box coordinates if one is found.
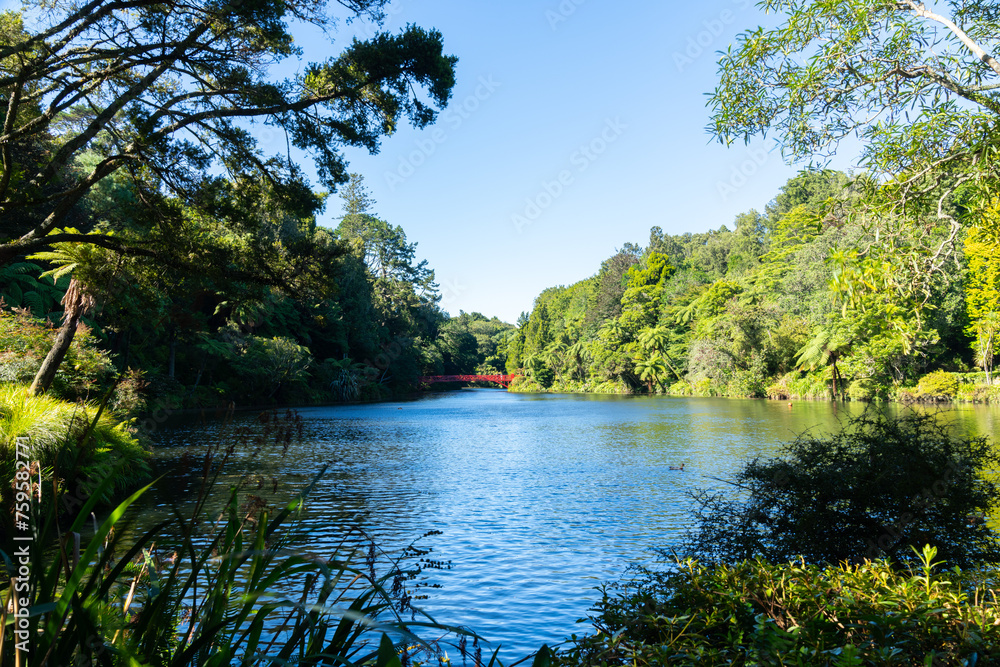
[0,261,65,315]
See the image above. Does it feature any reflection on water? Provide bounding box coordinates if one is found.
[136,391,1000,660]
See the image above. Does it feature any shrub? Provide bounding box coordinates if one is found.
[916,370,959,400]
[669,380,693,396]
[765,379,789,400]
[228,335,314,401]
[554,546,1000,666]
[693,378,715,397]
[509,375,544,393]
[0,308,115,401]
[681,412,1000,568]
[786,370,833,399]
[725,367,767,398]
[847,377,886,402]
[588,380,632,394]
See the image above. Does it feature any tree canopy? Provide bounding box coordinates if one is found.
[0,0,457,264]
[709,0,1000,258]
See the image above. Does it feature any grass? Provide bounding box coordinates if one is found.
[0,383,150,522]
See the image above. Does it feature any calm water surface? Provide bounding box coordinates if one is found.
[138,390,1000,660]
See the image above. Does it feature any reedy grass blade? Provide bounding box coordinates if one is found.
[43,479,155,638]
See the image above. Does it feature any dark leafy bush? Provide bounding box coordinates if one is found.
[681,412,1000,568]
[554,546,1000,667]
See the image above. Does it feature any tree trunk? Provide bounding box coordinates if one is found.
[830,357,840,401]
[29,310,82,395]
[167,335,176,378]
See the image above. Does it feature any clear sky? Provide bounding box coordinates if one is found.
[299,0,861,323]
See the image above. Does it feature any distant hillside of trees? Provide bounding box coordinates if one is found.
[502,170,1000,403]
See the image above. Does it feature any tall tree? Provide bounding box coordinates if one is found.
[0,0,457,264]
[26,243,100,394]
[710,0,1000,273]
[339,173,378,216]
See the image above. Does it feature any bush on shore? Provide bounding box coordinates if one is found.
[681,411,1000,568]
[554,547,1000,666]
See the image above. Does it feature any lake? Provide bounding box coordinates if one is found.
[137,390,1000,661]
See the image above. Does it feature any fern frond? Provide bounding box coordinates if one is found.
[22,291,44,316]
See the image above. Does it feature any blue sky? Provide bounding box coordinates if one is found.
[307,0,862,322]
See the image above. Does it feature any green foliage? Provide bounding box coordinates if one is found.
[847,378,885,402]
[0,262,66,317]
[693,378,715,397]
[0,308,115,401]
[554,547,1000,666]
[511,164,990,403]
[0,384,150,525]
[916,370,959,400]
[1,1,457,265]
[228,335,313,401]
[965,222,1000,381]
[708,1,1000,191]
[668,379,693,396]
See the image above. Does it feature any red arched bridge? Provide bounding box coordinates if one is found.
[418,374,521,388]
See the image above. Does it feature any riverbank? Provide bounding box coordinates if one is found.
[508,369,1000,405]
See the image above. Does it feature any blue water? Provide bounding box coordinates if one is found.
[139,390,1000,661]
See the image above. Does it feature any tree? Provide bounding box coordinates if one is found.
[633,353,668,394]
[637,325,682,380]
[586,246,641,327]
[26,240,103,394]
[339,173,378,216]
[566,339,589,381]
[965,221,1000,382]
[0,0,457,264]
[710,0,1000,275]
[796,324,851,400]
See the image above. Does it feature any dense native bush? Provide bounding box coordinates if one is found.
[681,412,1000,568]
[553,547,1000,667]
